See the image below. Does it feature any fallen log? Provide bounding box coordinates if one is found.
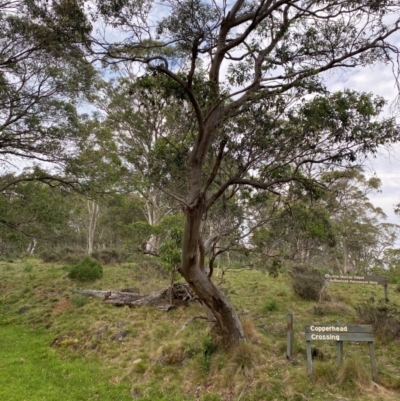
[73,283,198,310]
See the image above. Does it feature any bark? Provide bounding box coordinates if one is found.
[177,91,246,346]
[87,200,100,255]
[145,234,160,254]
[26,238,37,256]
[73,283,196,309]
[181,199,245,347]
[342,239,351,274]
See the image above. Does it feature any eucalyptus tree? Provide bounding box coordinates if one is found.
[325,170,399,273]
[0,0,94,187]
[251,167,399,273]
[69,0,400,346]
[0,176,76,256]
[96,75,193,254]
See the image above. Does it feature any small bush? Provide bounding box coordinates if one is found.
[261,299,279,313]
[91,249,128,265]
[291,265,325,301]
[355,298,400,340]
[40,247,85,264]
[67,256,103,282]
[310,302,352,317]
[23,264,33,273]
[71,295,88,308]
[132,360,148,374]
[266,259,282,278]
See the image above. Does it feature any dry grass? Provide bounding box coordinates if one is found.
[240,315,263,344]
[153,340,188,365]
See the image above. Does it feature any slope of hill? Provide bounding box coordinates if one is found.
[1,257,400,401]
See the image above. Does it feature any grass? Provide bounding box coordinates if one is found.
[0,324,132,401]
[1,257,400,400]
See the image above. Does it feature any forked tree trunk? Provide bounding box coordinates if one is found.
[178,93,245,347]
[87,200,100,255]
[26,238,37,256]
[181,199,245,348]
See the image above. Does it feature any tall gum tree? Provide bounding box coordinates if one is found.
[0,0,96,194]
[76,0,400,346]
[96,75,192,255]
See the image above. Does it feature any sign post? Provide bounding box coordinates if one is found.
[305,324,378,383]
[325,275,388,301]
[286,313,294,360]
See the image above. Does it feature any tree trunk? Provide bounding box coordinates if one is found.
[181,199,245,348]
[87,200,100,255]
[145,234,160,254]
[177,100,245,347]
[342,239,350,274]
[26,238,37,256]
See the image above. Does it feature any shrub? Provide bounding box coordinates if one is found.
[240,316,263,343]
[310,302,352,317]
[67,256,103,282]
[71,295,88,308]
[291,265,325,301]
[355,298,400,340]
[265,259,282,278]
[40,247,84,264]
[23,264,33,273]
[261,299,279,313]
[226,343,259,375]
[91,249,128,265]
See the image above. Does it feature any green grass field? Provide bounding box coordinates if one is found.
[1,257,400,400]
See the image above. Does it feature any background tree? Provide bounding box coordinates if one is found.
[96,75,191,255]
[252,168,399,273]
[0,0,94,169]
[0,178,75,256]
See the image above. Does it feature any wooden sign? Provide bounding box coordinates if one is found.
[325,274,388,300]
[325,274,387,285]
[305,324,378,382]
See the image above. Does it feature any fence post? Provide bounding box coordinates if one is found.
[384,284,389,302]
[286,312,293,359]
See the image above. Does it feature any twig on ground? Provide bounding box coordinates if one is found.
[177,315,208,333]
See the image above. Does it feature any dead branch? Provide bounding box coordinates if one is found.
[73,283,198,310]
[177,315,208,333]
